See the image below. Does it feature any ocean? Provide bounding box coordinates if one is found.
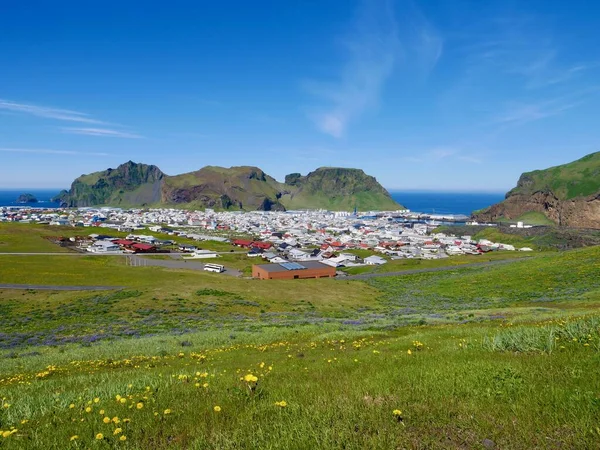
[389,191,504,216]
[0,189,504,215]
[0,189,63,208]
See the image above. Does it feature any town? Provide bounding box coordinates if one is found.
[1,205,534,279]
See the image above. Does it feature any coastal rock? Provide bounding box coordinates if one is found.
[16,193,38,203]
[473,152,600,229]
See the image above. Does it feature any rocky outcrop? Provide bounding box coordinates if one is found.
[473,152,600,229]
[56,162,401,211]
[16,193,38,203]
[474,191,600,228]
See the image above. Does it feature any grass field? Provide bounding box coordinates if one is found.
[0,223,240,253]
[1,224,600,448]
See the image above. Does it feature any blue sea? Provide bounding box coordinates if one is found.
[389,191,504,216]
[0,189,504,215]
[0,189,63,208]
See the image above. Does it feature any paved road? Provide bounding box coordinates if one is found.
[0,284,124,291]
[340,257,529,280]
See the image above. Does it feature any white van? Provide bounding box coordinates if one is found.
[203,263,225,273]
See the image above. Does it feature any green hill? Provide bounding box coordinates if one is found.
[507,152,600,200]
[473,152,600,228]
[280,167,400,211]
[55,162,402,211]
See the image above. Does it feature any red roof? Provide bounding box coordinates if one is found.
[132,243,155,250]
[233,239,253,247]
[113,239,135,246]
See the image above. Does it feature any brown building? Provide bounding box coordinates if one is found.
[252,261,336,280]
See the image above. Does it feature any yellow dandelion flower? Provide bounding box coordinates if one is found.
[112,417,120,424]
[103,417,111,424]
[213,405,221,412]
[99,409,105,415]
[69,403,75,409]
[136,402,144,409]
[2,431,11,438]
[203,383,209,388]
[243,374,258,383]
[94,398,100,403]
[195,383,200,388]
[115,395,121,401]
[120,435,127,441]
[113,428,122,435]
[275,401,287,407]
[119,398,126,404]
[393,409,402,416]
[407,349,412,355]
[123,418,131,423]
[70,435,79,441]
[95,433,104,440]
[85,407,92,413]
[164,409,172,415]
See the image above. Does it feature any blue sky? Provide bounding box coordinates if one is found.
[1,0,599,191]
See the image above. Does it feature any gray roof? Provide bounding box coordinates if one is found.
[254,261,332,273]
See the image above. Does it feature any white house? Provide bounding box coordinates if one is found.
[185,249,219,259]
[364,255,387,265]
[87,241,120,253]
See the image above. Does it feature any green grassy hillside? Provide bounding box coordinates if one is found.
[281,167,402,211]
[509,151,600,200]
[1,238,599,448]
[56,163,402,211]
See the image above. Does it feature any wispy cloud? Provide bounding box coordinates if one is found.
[0,99,105,124]
[460,16,597,90]
[494,88,598,126]
[0,98,144,138]
[61,127,143,139]
[0,147,110,156]
[305,0,442,138]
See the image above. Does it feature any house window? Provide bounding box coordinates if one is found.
[294,275,299,279]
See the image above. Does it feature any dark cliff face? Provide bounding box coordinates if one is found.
[59,161,164,207]
[473,152,600,228]
[58,162,400,211]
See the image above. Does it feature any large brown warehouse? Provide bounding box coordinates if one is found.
[252,261,336,280]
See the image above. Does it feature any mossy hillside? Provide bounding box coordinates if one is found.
[56,162,402,211]
[508,151,600,200]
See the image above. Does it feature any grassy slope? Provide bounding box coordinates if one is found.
[513,211,556,225]
[509,151,600,200]
[1,320,599,449]
[1,226,600,448]
[0,223,239,253]
[342,250,536,275]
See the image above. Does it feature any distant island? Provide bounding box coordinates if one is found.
[473,151,600,228]
[53,161,403,211]
[16,193,38,203]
